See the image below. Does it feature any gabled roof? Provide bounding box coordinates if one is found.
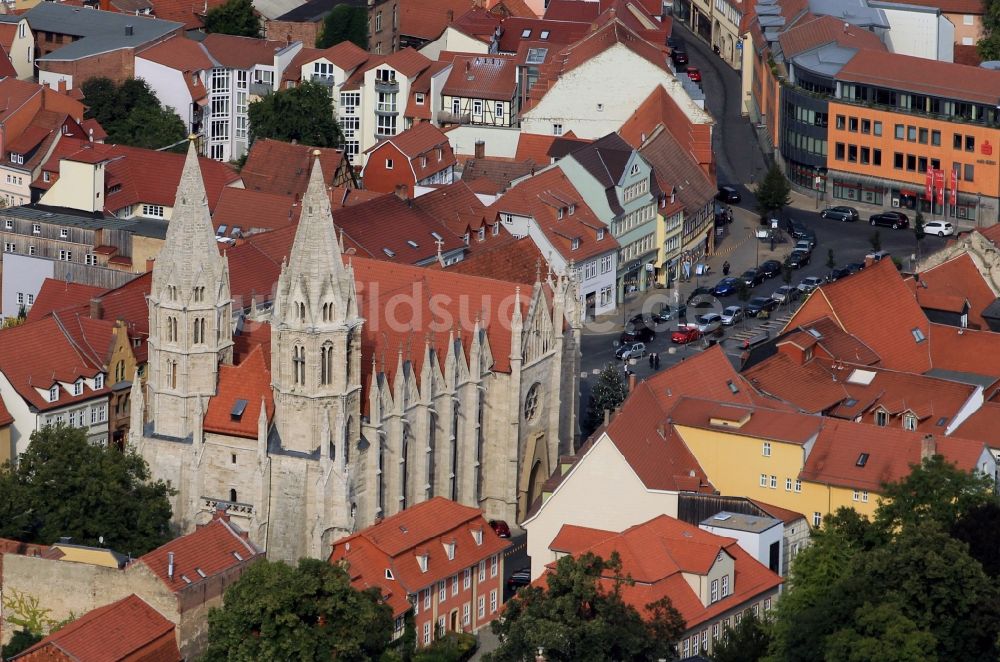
[201,33,290,69]
[212,187,300,235]
[461,157,536,194]
[495,16,590,52]
[0,393,13,427]
[368,121,450,159]
[136,34,214,71]
[15,594,179,662]
[669,397,823,446]
[449,6,504,41]
[203,344,274,438]
[433,230,546,284]
[395,0,481,40]
[546,515,782,627]
[0,78,46,127]
[514,131,590,164]
[138,511,261,592]
[380,46,434,78]
[25,279,104,323]
[910,253,995,330]
[543,0,601,21]
[636,124,715,217]
[412,179,489,236]
[778,14,885,59]
[281,40,370,83]
[241,139,350,198]
[442,54,518,100]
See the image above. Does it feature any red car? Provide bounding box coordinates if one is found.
[671,325,702,344]
[686,66,702,82]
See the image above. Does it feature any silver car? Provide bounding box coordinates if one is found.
[695,313,722,334]
[797,276,824,293]
[771,285,800,304]
[720,305,744,326]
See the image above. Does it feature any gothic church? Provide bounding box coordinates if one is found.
[130,143,581,562]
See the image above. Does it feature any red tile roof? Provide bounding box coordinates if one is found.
[800,418,989,492]
[201,34,289,69]
[670,396,822,445]
[442,54,518,100]
[396,0,480,40]
[0,79,47,127]
[926,322,1000,378]
[241,139,351,198]
[212,187,300,234]
[150,0,227,29]
[136,34,213,71]
[836,48,1000,106]
[495,17,590,52]
[747,499,807,524]
[546,515,782,628]
[778,14,886,58]
[329,186,384,209]
[412,179,488,236]
[433,228,545,285]
[514,131,590,163]
[330,497,510,616]
[281,40,370,83]
[645,343,780,409]
[16,594,180,662]
[25,279,104,323]
[487,167,618,262]
[951,401,1000,443]
[450,6,505,40]
[139,511,261,592]
[543,0,601,21]
[203,344,273,438]
[81,118,107,142]
[0,394,13,427]
[912,253,995,330]
[365,123,457,187]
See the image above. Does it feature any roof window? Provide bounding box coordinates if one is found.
[912,327,926,343]
[856,452,869,467]
[521,28,531,37]
[726,380,739,394]
[540,30,550,39]
[383,248,396,257]
[231,399,248,421]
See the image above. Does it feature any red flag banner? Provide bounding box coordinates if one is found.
[935,169,945,206]
[925,166,934,201]
[951,167,958,206]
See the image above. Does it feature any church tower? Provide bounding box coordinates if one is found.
[146,139,233,439]
[271,152,363,455]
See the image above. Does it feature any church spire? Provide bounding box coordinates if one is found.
[287,150,347,283]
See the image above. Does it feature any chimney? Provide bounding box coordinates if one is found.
[447,8,454,21]
[603,408,611,426]
[124,24,134,36]
[864,255,876,268]
[167,551,175,579]
[921,434,936,461]
[628,372,637,392]
[57,79,67,94]
[474,140,485,159]
[394,183,409,201]
[89,297,103,320]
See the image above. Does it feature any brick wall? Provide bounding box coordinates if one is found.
[265,19,320,46]
[39,49,136,87]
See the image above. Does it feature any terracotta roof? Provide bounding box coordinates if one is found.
[514,131,590,163]
[232,319,271,366]
[25,279,104,323]
[281,40,370,83]
[546,515,782,628]
[381,47,434,77]
[953,44,981,67]
[778,14,886,58]
[330,497,510,616]
[369,121,451,159]
[912,253,994,329]
[645,344,779,408]
[836,48,1000,106]
[241,139,350,198]
[434,229,546,284]
[0,23,16,52]
[212,187,300,234]
[412,179,489,236]
[0,79,47,127]
[150,0,227,29]
[495,16,590,52]
[926,323,1000,379]
[543,0,601,21]
[396,0,480,40]
[136,34,213,71]
[746,499,807,524]
[442,54,518,100]
[636,124,715,218]
[201,33,289,69]
[951,401,1000,443]
[490,0,539,18]
[487,167,618,262]
[329,186,384,209]
[786,259,932,373]
[81,118,107,142]
[0,393,13,427]
[461,157,536,194]
[620,84,714,171]
[885,0,983,14]
[450,6,504,41]
[203,344,274,438]
[15,594,179,662]
[670,396,822,446]
[800,419,989,492]
[139,511,261,592]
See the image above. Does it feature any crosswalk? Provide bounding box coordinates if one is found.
[728,310,795,342]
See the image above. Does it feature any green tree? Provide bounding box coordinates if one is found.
[204,558,393,661]
[248,81,343,148]
[753,164,791,220]
[711,611,771,662]
[952,501,1000,578]
[585,363,629,434]
[978,0,1000,60]
[0,425,174,555]
[317,4,368,49]
[1,629,42,658]
[823,601,937,662]
[486,552,685,662]
[869,230,882,253]
[81,77,186,150]
[203,0,260,37]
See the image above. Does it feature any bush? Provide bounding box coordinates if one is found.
[414,632,478,662]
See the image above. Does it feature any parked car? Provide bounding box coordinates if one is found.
[619,325,655,344]
[716,185,741,203]
[671,326,702,344]
[924,220,955,237]
[627,313,656,328]
[787,220,810,239]
[771,285,800,304]
[712,277,740,297]
[615,341,646,359]
[759,259,783,279]
[798,276,825,293]
[866,250,892,262]
[870,211,909,229]
[671,48,689,65]
[846,261,866,274]
[687,286,715,307]
[653,304,686,322]
[739,268,765,287]
[507,567,531,593]
[686,66,702,82]
[746,296,778,316]
[489,520,511,538]
[820,205,859,222]
[785,250,811,269]
[721,305,744,325]
[695,313,722,334]
[828,266,851,281]
[794,239,815,253]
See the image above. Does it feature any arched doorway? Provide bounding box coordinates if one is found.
[527,460,543,510]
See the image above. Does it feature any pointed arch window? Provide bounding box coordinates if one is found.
[450,401,460,501]
[476,389,485,502]
[115,360,125,382]
[427,412,436,499]
[344,416,352,464]
[320,342,333,385]
[293,345,306,385]
[400,425,411,509]
[346,328,354,384]
[193,317,206,344]
[377,440,385,515]
[166,359,177,389]
[166,316,178,342]
[296,301,306,323]
[322,302,334,323]
[193,286,205,302]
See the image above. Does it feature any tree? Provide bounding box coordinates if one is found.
[869,230,882,253]
[914,211,926,259]
[0,425,174,555]
[248,81,343,148]
[753,164,791,220]
[81,77,186,150]
[1,629,42,658]
[978,0,1000,60]
[486,552,685,662]
[711,611,771,662]
[203,0,260,37]
[826,248,836,270]
[951,501,1000,578]
[585,363,629,434]
[781,263,793,286]
[317,4,368,49]
[823,601,937,662]
[204,558,393,661]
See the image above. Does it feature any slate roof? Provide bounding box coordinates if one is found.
[27,3,183,61]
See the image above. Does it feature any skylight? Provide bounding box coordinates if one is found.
[407,240,419,249]
[912,327,926,342]
[936,417,948,427]
[383,248,396,257]
[727,380,739,394]
[806,327,822,339]
[846,369,877,385]
[526,48,548,64]
[856,452,869,467]
[843,398,858,407]
[714,513,732,521]
[540,30,550,39]
[521,28,531,37]
[231,399,248,420]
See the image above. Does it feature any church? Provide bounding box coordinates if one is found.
[130,142,582,562]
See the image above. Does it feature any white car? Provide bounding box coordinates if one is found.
[695,313,722,334]
[797,276,825,293]
[720,305,744,326]
[924,221,955,237]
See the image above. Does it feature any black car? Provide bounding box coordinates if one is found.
[785,250,811,269]
[716,185,741,203]
[759,260,783,278]
[619,325,655,344]
[671,49,689,65]
[627,313,657,328]
[870,211,910,229]
[745,296,778,316]
[507,567,531,593]
[653,304,687,322]
[786,220,809,239]
[828,266,851,281]
[687,287,715,306]
[739,268,765,287]
[820,206,859,222]
[846,262,866,274]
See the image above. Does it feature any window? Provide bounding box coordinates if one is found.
[463,602,471,625]
[954,133,963,149]
[874,121,882,136]
[795,479,802,492]
[853,489,861,501]
[472,100,483,116]
[770,475,777,489]
[571,238,579,250]
[477,595,485,618]
[463,567,471,589]
[521,28,531,37]
[931,130,941,146]
[451,575,459,596]
[490,589,498,613]
[966,135,975,152]
[478,227,485,241]
[95,374,103,390]
[760,473,767,487]
[552,123,562,136]
[862,490,869,502]
[721,574,729,597]
[907,126,916,141]
[424,589,431,609]
[375,10,382,31]
[907,154,917,171]
[895,124,904,139]
[3,242,14,252]
[835,142,845,160]
[848,117,858,132]
[490,554,498,577]
[894,152,903,169]
[713,623,720,640]
[765,598,772,611]
[786,477,792,491]
[762,441,771,456]
[3,220,10,229]
[875,409,888,426]
[32,223,40,234]
[438,580,446,602]
[848,145,858,162]
[415,92,425,105]
[58,250,71,261]
[693,632,700,653]
[495,102,504,121]
[49,385,59,401]
[540,29,550,39]
[873,149,882,166]
[813,511,822,526]
[142,204,164,218]
[73,380,82,396]
[903,413,917,431]
[59,228,68,239]
[478,560,486,582]
[964,164,975,182]
[385,158,393,170]
[422,622,431,645]
[836,115,845,129]
[84,253,96,266]
[710,578,719,602]
[861,119,871,134]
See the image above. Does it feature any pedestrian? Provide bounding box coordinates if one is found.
[649,353,655,368]
[655,354,661,369]
[723,260,730,275]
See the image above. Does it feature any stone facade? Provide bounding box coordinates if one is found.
[132,143,581,563]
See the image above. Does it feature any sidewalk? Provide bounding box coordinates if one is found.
[788,188,978,232]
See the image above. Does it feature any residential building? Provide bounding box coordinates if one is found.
[0,510,262,659]
[417,6,499,60]
[130,145,582,563]
[699,511,784,576]
[134,35,215,140]
[11,594,182,662]
[23,3,184,90]
[0,17,36,80]
[329,498,510,645]
[362,122,456,193]
[491,167,620,318]
[558,133,661,297]
[264,0,366,46]
[240,138,355,195]
[367,0,478,55]
[545,516,783,658]
[280,40,371,103]
[439,54,519,127]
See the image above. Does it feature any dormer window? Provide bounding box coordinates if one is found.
[443,540,456,560]
[385,568,394,580]
[903,413,917,431]
[629,163,639,176]
[557,207,564,219]
[472,528,483,545]
[415,92,425,105]
[417,552,429,572]
[73,379,83,396]
[875,409,888,427]
[9,153,22,165]
[492,222,499,236]
[49,385,59,402]
[597,229,605,240]
[571,238,580,250]
[478,227,485,241]
[568,204,575,215]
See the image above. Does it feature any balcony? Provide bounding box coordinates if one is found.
[437,110,471,125]
[375,103,398,116]
[249,82,272,97]
[202,495,254,515]
[310,74,335,87]
[374,78,399,93]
